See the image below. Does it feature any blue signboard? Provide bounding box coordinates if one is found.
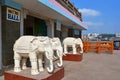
[7,7,20,22]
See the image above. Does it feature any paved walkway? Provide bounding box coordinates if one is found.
[62,50,120,80]
[1,50,120,80]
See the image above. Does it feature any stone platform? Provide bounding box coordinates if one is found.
[62,54,83,61]
[4,67,64,80]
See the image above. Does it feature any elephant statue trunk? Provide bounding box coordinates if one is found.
[37,36,54,73]
[44,50,54,73]
[56,47,63,67]
[50,38,63,68]
[47,59,54,73]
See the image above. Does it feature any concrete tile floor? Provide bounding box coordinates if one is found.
[0,50,120,80]
[62,50,120,80]
[0,76,3,80]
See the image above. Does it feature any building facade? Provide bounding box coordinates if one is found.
[0,0,87,74]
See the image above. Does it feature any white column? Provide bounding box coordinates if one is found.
[51,20,54,37]
[45,19,54,68]
[46,19,54,38]
[0,4,2,70]
[56,20,61,31]
[20,9,24,36]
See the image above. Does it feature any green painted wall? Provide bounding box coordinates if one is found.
[0,0,2,4]
[24,15,47,36]
[34,18,47,36]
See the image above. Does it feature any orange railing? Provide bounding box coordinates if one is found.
[83,41,114,54]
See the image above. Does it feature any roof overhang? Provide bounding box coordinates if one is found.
[13,0,87,30]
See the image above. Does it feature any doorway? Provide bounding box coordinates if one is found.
[24,15,47,36]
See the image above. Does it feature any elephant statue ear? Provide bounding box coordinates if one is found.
[30,38,38,43]
[74,38,80,44]
[29,38,39,51]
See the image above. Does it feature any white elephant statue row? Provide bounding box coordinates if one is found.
[13,36,83,75]
[13,36,63,75]
[63,37,83,54]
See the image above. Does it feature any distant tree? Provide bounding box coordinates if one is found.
[98,34,116,41]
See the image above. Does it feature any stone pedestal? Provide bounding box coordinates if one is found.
[63,54,83,61]
[4,67,64,80]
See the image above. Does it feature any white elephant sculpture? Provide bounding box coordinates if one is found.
[13,36,54,75]
[63,37,83,54]
[50,37,63,67]
[13,36,40,75]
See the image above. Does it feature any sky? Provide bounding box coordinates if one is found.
[70,0,120,34]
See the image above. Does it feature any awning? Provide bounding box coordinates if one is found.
[38,0,87,30]
[13,0,87,30]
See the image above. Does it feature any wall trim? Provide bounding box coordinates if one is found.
[3,0,22,10]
